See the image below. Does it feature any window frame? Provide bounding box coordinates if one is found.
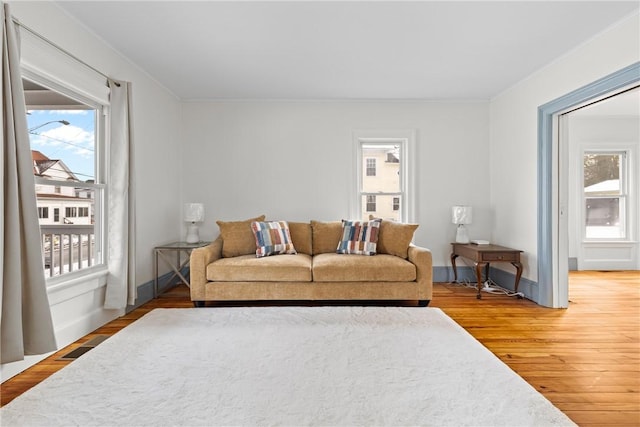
[352,130,416,223]
[24,72,108,284]
[581,148,632,241]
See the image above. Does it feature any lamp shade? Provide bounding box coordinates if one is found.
[184,203,204,223]
[451,206,472,225]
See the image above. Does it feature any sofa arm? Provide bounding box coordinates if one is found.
[190,237,223,300]
[408,245,433,301]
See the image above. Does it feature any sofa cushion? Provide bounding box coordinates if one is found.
[311,220,343,254]
[251,221,297,257]
[369,216,419,259]
[336,219,381,256]
[288,222,312,255]
[312,253,416,282]
[217,215,266,258]
[207,254,312,282]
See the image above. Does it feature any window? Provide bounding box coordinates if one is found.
[38,207,49,219]
[366,195,377,212]
[354,130,415,223]
[366,158,377,176]
[65,207,77,218]
[26,77,105,279]
[583,151,628,239]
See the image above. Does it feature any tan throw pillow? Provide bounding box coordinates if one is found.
[288,222,312,255]
[217,215,266,257]
[369,216,419,259]
[310,220,343,254]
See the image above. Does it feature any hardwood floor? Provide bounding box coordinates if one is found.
[2,271,639,426]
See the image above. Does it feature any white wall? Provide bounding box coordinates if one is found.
[3,2,182,379]
[489,12,640,288]
[181,100,490,267]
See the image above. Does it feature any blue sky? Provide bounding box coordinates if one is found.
[27,109,96,181]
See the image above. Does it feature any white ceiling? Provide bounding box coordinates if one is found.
[56,1,639,100]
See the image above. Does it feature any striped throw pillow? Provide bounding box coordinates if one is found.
[251,221,297,258]
[336,219,382,256]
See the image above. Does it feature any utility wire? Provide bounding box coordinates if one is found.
[29,131,95,152]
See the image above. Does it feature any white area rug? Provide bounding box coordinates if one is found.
[1,307,576,426]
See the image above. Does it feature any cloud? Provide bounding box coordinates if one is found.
[32,125,94,158]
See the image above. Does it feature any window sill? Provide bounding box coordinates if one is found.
[46,266,109,305]
[582,240,638,245]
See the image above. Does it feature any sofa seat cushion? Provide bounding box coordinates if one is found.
[312,253,416,282]
[207,254,312,282]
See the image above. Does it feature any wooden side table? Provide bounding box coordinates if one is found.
[450,243,523,299]
[154,241,211,297]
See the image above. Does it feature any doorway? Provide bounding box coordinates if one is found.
[537,62,640,308]
[562,87,639,272]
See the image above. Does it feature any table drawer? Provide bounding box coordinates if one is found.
[481,252,519,262]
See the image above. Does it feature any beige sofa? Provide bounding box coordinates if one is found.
[190,218,432,307]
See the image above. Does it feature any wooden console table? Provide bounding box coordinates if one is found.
[450,243,523,299]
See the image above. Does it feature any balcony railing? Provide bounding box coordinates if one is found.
[40,224,96,278]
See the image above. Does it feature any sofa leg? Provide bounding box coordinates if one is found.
[193,301,205,308]
[418,300,430,307]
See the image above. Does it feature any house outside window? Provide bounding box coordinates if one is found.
[354,130,416,223]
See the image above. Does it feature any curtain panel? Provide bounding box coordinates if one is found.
[104,79,136,309]
[1,3,57,363]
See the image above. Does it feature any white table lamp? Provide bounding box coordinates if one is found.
[452,205,472,244]
[184,203,204,243]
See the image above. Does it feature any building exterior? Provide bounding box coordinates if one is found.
[32,150,93,225]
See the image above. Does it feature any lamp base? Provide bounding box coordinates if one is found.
[455,224,470,244]
[185,223,200,244]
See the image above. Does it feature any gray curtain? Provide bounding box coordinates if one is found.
[1,3,57,363]
[104,79,136,309]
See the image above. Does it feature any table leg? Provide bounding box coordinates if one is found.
[157,250,192,288]
[450,253,459,282]
[176,251,181,283]
[475,262,487,299]
[511,261,523,296]
[154,249,158,298]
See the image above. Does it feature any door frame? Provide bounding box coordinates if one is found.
[537,62,640,308]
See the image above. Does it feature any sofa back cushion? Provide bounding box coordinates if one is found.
[377,220,419,259]
[288,222,312,255]
[310,220,343,254]
[217,215,266,257]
